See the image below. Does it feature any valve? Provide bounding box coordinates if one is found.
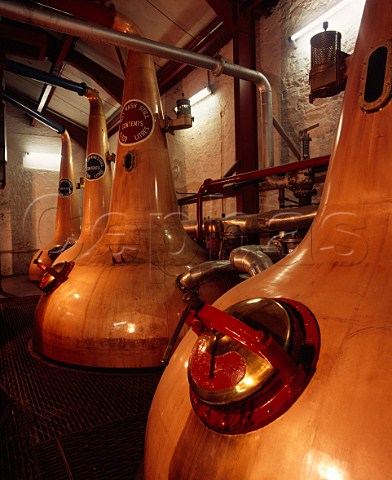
[299,123,319,161]
[182,292,320,434]
[34,252,74,295]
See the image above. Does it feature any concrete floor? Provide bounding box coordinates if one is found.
[0,275,41,299]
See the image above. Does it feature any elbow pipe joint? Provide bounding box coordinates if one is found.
[176,246,273,293]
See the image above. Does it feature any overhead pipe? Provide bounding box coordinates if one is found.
[0,0,274,170]
[2,90,65,133]
[5,59,88,96]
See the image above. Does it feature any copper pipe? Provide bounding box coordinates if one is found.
[177,246,272,292]
[183,205,317,238]
[177,261,235,292]
[196,156,329,241]
[229,245,273,274]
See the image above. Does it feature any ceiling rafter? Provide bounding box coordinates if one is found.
[157,16,233,94]
[4,87,87,147]
[65,48,124,104]
[32,34,77,126]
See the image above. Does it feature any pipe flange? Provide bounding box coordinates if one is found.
[212,56,226,77]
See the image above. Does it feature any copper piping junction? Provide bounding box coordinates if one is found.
[195,155,329,241]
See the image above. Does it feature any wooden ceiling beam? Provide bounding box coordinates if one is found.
[65,48,123,104]
[157,17,233,94]
[35,34,76,115]
[5,87,87,147]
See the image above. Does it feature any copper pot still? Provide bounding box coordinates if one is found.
[28,129,80,282]
[53,88,113,264]
[33,16,222,368]
[145,1,392,479]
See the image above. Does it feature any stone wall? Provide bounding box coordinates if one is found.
[257,0,365,211]
[161,42,236,223]
[164,0,365,217]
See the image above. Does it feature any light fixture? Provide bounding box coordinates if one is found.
[188,87,212,106]
[174,87,212,114]
[289,0,354,42]
[23,152,60,171]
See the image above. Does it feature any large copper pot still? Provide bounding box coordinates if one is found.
[145,0,392,478]
[28,130,80,281]
[33,14,223,368]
